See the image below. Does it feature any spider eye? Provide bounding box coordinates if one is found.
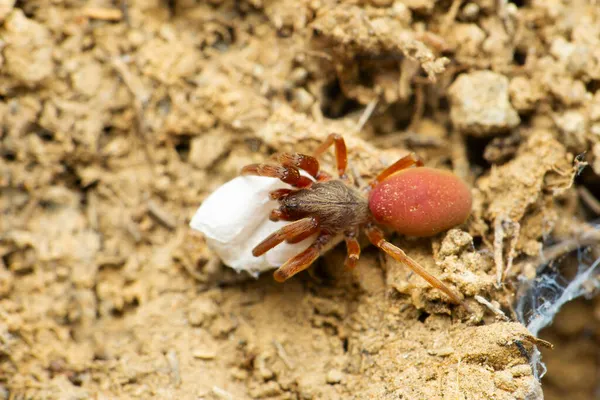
[282,197,298,209]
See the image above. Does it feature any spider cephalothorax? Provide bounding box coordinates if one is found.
[241,134,472,307]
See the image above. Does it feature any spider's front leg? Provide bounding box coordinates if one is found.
[270,152,320,178]
[268,133,348,181]
[241,164,312,188]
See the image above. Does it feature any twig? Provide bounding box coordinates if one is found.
[111,58,150,104]
[273,340,295,369]
[17,197,39,228]
[119,0,130,25]
[407,83,425,132]
[547,154,587,195]
[166,350,181,387]
[449,129,471,185]
[494,216,506,287]
[147,199,177,230]
[442,0,463,34]
[474,295,509,321]
[455,357,462,396]
[578,187,600,215]
[82,7,123,21]
[311,102,324,124]
[302,49,333,61]
[494,215,520,285]
[497,0,516,37]
[110,57,155,169]
[503,220,520,280]
[212,386,234,400]
[523,335,553,349]
[355,99,378,133]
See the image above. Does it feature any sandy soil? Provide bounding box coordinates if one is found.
[2,0,600,399]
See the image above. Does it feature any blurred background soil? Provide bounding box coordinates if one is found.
[1,0,600,399]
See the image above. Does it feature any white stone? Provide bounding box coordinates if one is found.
[448,70,520,136]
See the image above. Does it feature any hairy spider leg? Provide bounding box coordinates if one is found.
[312,133,348,178]
[286,225,321,244]
[241,164,313,188]
[271,152,320,178]
[252,217,320,257]
[273,232,333,282]
[365,224,469,310]
[269,209,290,222]
[368,152,424,189]
[316,171,333,182]
[344,228,361,269]
[269,189,295,200]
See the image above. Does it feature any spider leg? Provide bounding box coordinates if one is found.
[316,171,333,182]
[344,228,361,269]
[273,232,333,282]
[312,133,348,178]
[368,153,423,189]
[286,224,320,244]
[271,152,320,178]
[252,217,320,257]
[241,164,312,188]
[365,224,469,310]
[269,189,295,200]
[269,209,288,222]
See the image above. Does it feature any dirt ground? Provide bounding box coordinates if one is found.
[2,0,600,399]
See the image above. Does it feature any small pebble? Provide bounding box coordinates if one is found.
[193,349,217,360]
[426,347,455,357]
[461,3,479,20]
[326,369,343,384]
[231,367,249,380]
[448,70,520,136]
[494,370,518,392]
[510,364,533,378]
[187,298,218,327]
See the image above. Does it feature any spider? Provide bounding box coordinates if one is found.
[241,134,472,307]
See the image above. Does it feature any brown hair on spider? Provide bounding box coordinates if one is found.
[241,134,472,309]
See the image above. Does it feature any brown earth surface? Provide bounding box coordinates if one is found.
[2,0,600,399]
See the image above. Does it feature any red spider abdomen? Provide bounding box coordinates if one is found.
[368,167,472,237]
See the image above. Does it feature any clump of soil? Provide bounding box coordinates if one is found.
[2,0,600,399]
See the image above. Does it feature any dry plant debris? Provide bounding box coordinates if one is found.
[1,0,600,399]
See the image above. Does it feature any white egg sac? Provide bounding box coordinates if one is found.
[189,175,317,278]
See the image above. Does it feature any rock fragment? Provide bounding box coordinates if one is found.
[449,71,520,136]
[1,10,53,85]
